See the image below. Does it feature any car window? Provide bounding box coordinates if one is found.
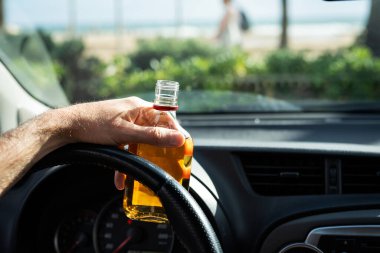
[0,30,69,107]
[3,0,378,112]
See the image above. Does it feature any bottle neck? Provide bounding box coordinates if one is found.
[153,104,178,119]
[153,104,178,111]
[153,104,190,138]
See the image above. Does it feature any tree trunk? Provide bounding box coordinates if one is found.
[0,0,4,28]
[279,0,288,49]
[114,0,123,53]
[365,0,380,57]
[68,0,76,37]
[175,0,183,37]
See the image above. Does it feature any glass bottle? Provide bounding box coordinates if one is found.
[123,80,193,223]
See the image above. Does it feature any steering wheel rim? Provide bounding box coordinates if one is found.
[34,143,223,253]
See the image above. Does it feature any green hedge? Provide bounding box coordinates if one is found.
[44,35,380,103]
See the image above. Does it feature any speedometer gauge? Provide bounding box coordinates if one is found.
[54,209,97,253]
[94,197,174,253]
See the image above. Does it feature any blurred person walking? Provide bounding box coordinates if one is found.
[215,0,242,47]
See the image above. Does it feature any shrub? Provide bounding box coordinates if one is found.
[39,33,107,102]
[41,34,380,104]
[310,47,380,100]
[128,38,223,70]
[264,49,308,74]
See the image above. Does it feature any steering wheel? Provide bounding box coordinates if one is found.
[34,143,223,253]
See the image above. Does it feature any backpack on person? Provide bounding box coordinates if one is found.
[239,10,250,32]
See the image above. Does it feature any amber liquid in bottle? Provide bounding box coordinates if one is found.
[123,105,193,223]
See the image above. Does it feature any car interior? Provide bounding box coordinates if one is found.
[1,0,380,252]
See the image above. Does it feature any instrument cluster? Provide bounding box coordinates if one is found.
[54,197,174,253]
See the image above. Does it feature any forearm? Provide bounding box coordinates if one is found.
[0,109,73,196]
[0,97,186,196]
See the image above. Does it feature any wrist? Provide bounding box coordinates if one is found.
[51,103,96,145]
[36,107,77,148]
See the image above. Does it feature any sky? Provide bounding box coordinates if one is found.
[5,0,370,29]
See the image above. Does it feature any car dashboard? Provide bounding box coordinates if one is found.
[1,112,380,253]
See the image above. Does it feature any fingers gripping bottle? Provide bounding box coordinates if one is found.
[123,80,193,223]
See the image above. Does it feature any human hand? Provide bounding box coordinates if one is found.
[58,97,185,190]
[62,97,184,146]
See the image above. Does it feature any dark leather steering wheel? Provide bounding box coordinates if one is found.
[35,143,223,253]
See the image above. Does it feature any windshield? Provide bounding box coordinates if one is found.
[4,0,379,112]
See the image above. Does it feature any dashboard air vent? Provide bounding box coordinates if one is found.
[342,157,380,194]
[238,152,325,196]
